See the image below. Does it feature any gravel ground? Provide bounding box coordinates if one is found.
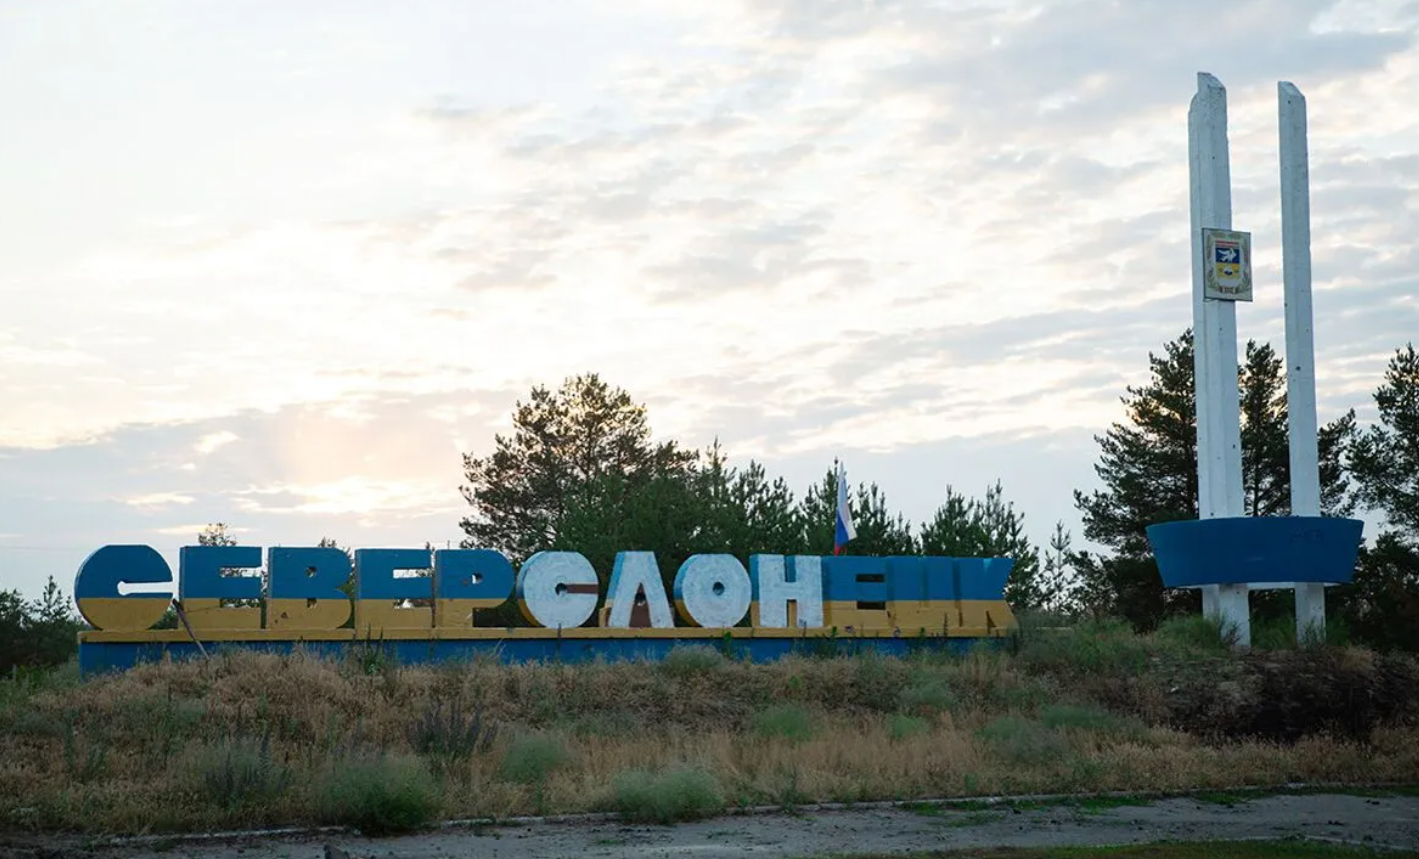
[5,793,1418,859]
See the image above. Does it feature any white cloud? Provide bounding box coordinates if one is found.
[124,492,196,508]
[194,431,239,455]
[229,477,460,519]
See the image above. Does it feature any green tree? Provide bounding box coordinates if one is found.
[1349,344,1419,535]
[797,465,915,556]
[198,522,238,546]
[1337,344,1419,651]
[0,588,30,674]
[25,576,81,667]
[1073,330,1354,630]
[918,482,1046,611]
[195,522,263,614]
[0,576,82,672]
[458,374,695,563]
[721,459,802,555]
[1036,522,1084,616]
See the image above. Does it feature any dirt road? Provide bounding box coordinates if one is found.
[11,793,1419,859]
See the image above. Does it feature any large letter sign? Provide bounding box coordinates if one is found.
[73,543,1020,672]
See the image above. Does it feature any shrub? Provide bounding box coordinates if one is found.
[315,753,438,835]
[977,716,1069,765]
[1016,620,1149,677]
[193,736,291,809]
[660,646,724,677]
[1040,704,1124,733]
[499,732,575,786]
[886,713,930,741]
[899,679,959,716]
[752,703,816,744]
[611,766,723,824]
[1251,615,1306,651]
[848,652,910,712]
[1152,615,1234,655]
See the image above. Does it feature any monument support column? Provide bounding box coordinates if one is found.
[1279,81,1326,642]
[1188,73,1250,646]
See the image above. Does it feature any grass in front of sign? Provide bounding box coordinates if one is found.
[1,620,1417,836]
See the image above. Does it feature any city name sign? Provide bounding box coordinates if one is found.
[74,544,1018,641]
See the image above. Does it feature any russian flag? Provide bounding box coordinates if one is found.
[833,461,857,555]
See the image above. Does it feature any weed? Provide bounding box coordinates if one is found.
[315,753,438,836]
[563,709,642,739]
[498,732,574,786]
[1016,620,1149,677]
[1153,615,1234,655]
[943,810,1005,827]
[752,703,816,744]
[347,637,396,677]
[900,678,959,716]
[849,652,908,711]
[192,736,291,809]
[499,732,574,813]
[4,704,63,738]
[886,713,930,741]
[1063,754,1106,791]
[1040,703,1129,734]
[660,646,724,677]
[404,697,498,776]
[611,766,723,824]
[772,765,809,813]
[61,721,108,782]
[977,716,1069,765]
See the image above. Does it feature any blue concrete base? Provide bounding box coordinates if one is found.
[1146,515,1363,588]
[78,635,984,674]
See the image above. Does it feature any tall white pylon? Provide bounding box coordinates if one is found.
[1188,72,1250,646]
[1279,81,1327,642]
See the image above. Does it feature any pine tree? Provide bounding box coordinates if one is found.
[1337,344,1419,651]
[459,373,695,563]
[797,466,915,556]
[1073,329,1355,629]
[919,482,1044,611]
[1349,344,1419,535]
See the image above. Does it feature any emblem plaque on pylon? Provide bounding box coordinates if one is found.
[1202,227,1252,301]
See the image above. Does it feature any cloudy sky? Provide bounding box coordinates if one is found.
[2,0,1416,601]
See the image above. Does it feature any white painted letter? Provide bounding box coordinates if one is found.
[603,551,674,628]
[751,555,824,629]
[674,554,751,628]
[516,551,598,629]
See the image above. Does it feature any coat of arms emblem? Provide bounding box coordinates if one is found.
[1202,228,1252,301]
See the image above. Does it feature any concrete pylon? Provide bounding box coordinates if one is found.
[1279,81,1327,643]
[1187,73,1250,646]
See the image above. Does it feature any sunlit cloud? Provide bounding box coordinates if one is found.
[229,478,460,519]
[194,431,239,455]
[124,492,196,509]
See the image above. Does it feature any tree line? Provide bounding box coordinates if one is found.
[4,332,1415,670]
[456,334,1418,644]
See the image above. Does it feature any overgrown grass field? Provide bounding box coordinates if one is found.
[2,619,1417,836]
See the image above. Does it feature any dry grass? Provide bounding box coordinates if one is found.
[1,636,1416,836]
